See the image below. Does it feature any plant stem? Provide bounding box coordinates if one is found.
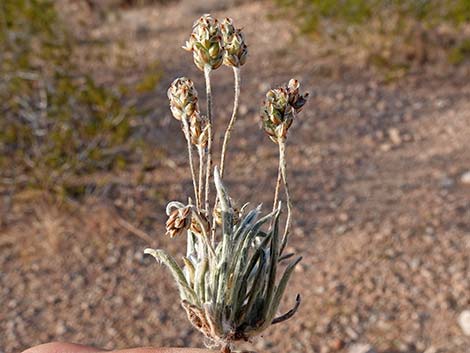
[210,66,241,242]
[272,159,282,213]
[204,65,213,214]
[279,139,292,255]
[197,145,204,210]
[182,117,199,209]
[220,66,241,177]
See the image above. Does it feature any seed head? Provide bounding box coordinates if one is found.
[189,113,209,148]
[183,14,224,71]
[189,210,210,236]
[287,79,309,111]
[168,77,200,121]
[165,202,192,238]
[260,79,309,142]
[221,18,248,68]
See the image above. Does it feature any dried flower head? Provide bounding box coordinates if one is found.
[168,77,200,121]
[221,18,248,68]
[260,79,309,142]
[287,79,309,111]
[190,210,210,236]
[165,201,192,238]
[183,14,224,71]
[189,113,209,147]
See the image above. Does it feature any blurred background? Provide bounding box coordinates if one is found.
[1,1,469,353]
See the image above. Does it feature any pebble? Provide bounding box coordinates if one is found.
[239,104,249,116]
[388,128,402,145]
[258,82,270,93]
[347,343,377,353]
[460,171,470,184]
[457,310,470,336]
[345,326,359,340]
[55,321,67,335]
[330,338,345,351]
[380,143,392,152]
[423,346,438,353]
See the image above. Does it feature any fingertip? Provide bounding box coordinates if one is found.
[22,342,104,353]
[114,348,215,353]
[21,343,215,353]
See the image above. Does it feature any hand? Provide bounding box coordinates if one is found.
[22,342,213,353]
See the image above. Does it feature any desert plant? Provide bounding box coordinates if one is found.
[1,68,133,184]
[144,14,308,353]
[274,0,470,69]
[276,0,470,33]
[0,0,140,193]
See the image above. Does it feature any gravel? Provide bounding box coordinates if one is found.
[348,344,377,353]
[460,171,470,185]
[1,1,470,353]
[458,310,470,336]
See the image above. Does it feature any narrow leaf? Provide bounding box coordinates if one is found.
[271,294,301,324]
[267,256,302,325]
[182,256,196,285]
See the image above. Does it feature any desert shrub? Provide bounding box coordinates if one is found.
[0,0,140,193]
[276,1,470,32]
[449,38,470,64]
[84,0,178,11]
[275,0,470,68]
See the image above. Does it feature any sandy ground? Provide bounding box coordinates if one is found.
[1,1,469,353]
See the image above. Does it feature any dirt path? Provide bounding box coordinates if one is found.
[1,1,469,353]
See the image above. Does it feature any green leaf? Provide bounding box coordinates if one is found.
[266,256,302,327]
[262,207,282,319]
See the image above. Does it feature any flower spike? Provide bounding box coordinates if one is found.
[260,79,309,142]
[183,14,224,71]
[221,18,248,68]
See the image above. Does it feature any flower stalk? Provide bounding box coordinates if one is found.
[182,117,200,209]
[167,77,202,208]
[272,161,282,214]
[204,65,213,214]
[220,66,241,177]
[278,139,292,254]
[197,145,205,211]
